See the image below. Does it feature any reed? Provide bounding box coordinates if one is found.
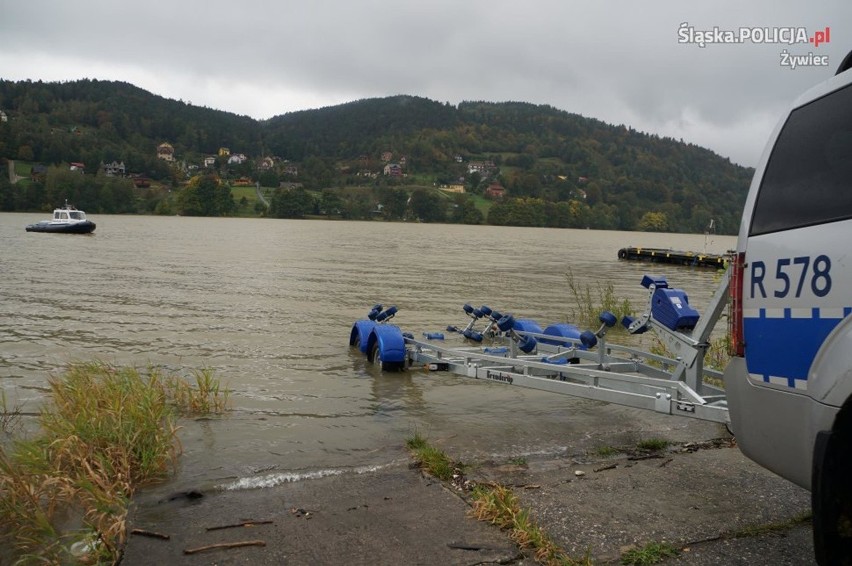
[565,268,633,331]
[0,361,229,564]
[0,389,23,436]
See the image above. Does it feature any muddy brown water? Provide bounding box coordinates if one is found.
[0,213,735,493]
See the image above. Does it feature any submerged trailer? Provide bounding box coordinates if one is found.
[349,270,732,426]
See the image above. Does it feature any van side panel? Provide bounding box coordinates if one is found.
[724,357,837,490]
[809,315,852,407]
[742,224,852,393]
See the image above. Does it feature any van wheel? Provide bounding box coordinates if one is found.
[813,404,852,565]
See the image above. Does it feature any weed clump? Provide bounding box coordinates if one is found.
[621,541,680,565]
[406,431,589,566]
[0,361,229,564]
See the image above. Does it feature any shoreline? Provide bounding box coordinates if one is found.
[121,433,814,565]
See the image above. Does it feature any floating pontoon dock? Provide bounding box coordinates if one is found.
[617,247,729,269]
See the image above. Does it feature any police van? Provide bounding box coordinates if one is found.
[724,51,852,563]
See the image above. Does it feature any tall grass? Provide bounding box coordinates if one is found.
[649,333,731,375]
[0,361,229,564]
[565,268,633,331]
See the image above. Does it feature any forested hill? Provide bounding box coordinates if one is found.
[0,79,753,233]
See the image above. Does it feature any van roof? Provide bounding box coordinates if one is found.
[836,49,852,76]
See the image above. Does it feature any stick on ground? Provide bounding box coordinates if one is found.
[206,520,274,531]
[183,540,266,555]
[130,528,171,540]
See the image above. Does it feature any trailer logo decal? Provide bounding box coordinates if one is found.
[485,371,514,384]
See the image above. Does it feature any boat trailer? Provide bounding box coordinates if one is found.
[349,271,732,425]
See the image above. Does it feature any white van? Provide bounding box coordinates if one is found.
[725,52,852,563]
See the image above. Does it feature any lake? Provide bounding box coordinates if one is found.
[0,213,735,492]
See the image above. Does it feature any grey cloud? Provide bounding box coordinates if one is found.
[1,0,849,166]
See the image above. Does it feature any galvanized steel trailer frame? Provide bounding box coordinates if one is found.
[379,270,733,425]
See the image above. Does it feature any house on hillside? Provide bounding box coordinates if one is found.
[468,160,496,175]
[258,157,275,170]
[485,182,506,199]
[203,156,216,168]
[283,164,298,176]
[218,147,230,157]
[228,153,247,165]
[0,110,7,123]
[381,151,393,162]
[69,162,85,173]
[157,143,175,162]
[102,161,126,176]
[130,175,151,188]
[383,163,403,177]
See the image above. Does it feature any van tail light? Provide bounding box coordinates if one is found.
[728,251,746,357]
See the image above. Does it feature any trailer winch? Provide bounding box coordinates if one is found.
[349,271,732,424]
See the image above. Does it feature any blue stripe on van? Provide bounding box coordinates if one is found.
[743,309,845,387]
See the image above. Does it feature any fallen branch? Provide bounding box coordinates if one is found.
[594,463,618,473]
[206,520,273,531]
[130,528,170,540]
[183,540,266,555]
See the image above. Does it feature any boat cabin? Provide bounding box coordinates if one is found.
[54,208,87,221]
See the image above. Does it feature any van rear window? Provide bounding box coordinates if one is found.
[750,83,852,235]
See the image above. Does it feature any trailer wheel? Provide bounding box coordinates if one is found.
[370,342,384,367]
[366,325,406,372]
[369,341,405,372]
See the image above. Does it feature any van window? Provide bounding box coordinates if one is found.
[750,83,852,235]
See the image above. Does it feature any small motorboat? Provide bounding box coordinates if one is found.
[25,201,96,234]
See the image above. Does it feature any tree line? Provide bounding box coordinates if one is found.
[0,79,754,233]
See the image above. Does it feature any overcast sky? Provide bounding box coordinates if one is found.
[1,1,848,167]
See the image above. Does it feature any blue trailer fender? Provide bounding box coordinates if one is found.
[350,320,377,353]
[367,325,406,371]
